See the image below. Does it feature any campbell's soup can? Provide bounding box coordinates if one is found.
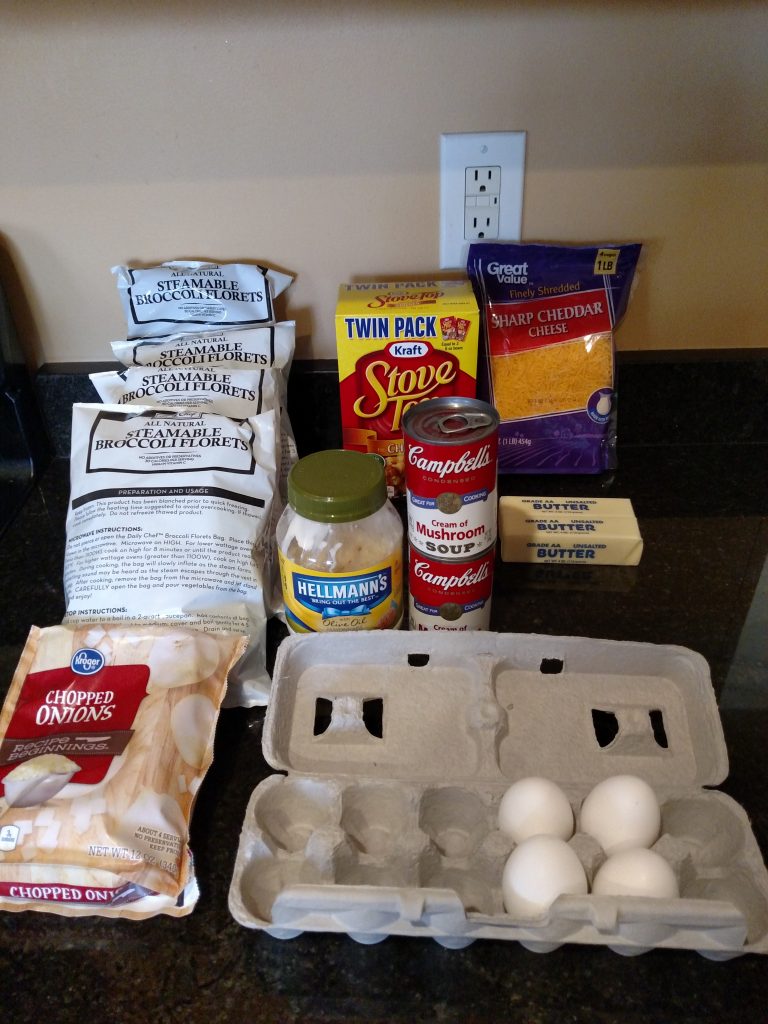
[408,545,495,631]
[403,396,499,560]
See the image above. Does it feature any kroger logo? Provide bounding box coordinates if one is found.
[71,648,105,675]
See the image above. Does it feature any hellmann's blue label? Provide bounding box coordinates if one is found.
[294,567,391,608]
[279,555,403,633]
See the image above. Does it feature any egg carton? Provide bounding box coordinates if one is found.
[228,631,768,957]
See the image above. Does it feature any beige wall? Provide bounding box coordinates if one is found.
[1,0,766,365]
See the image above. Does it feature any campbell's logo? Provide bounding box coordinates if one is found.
[486,260,528,285]
[71,648,105,676]
[413,560,491,590]
[407,443,492,479]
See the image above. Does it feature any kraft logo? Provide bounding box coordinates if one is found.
[389,342,428,358]
[71,648,105,675]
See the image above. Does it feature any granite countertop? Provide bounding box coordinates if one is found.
[0,354,767,1023]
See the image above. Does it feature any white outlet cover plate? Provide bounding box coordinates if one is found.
[439,131,526,270]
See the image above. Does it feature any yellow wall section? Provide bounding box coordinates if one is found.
[1,1,766,364]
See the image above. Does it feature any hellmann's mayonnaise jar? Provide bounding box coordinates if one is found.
[276,449,404,633]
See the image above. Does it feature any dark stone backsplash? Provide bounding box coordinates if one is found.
[31,349,768,459]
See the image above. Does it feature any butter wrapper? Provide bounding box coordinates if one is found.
[499,497,643,566]
[500,495,637,519]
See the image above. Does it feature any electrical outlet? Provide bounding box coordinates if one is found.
[440,132,526,269]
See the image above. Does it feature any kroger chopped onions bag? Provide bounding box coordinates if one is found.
[0,623,246,918]
[112,261,293,339]
[64,403,278,707]
[468,242,641,474]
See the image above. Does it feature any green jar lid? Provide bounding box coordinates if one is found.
[287,449,388,523]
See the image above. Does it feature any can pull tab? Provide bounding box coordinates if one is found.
[436,413,492,435]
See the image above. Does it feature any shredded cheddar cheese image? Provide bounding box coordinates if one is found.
[490,334,613,421]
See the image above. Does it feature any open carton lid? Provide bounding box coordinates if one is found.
[264,632,728,795]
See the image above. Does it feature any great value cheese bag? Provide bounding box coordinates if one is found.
[112,261,293,339]
[0,623,246,918]
[64,404,278,707]
[468,243,641,474]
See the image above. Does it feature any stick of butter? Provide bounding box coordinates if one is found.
[500,496,637,518]
[499,496,643,566]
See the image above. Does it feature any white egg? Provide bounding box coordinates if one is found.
[501,835,588,917]
[592,848,679,899]
[497,777,574,843]
[579,775,661,855]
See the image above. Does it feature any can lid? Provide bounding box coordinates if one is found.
[287,450,388,523]
[403,396,499,444]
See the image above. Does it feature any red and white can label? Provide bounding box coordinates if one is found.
[408,546,494,631]
[404,398,498,561]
